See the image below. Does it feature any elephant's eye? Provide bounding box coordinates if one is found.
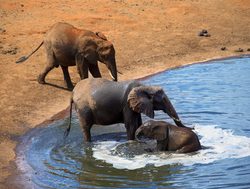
[154,96,164,104]
[145,93,154,100]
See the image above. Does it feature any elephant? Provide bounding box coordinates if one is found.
[135,120,201,153]
[65,78,188,142]
[16,22,118,89]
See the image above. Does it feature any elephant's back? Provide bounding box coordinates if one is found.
[44,22,86,47]
[49,22,75,30]
[168,125,200,149]
[46,22,74,39]
[72,78,97,106]
[44,23,82,66]
[73,78,132,107]
[73,78,116,93]
[45,22,93,42]
[74,77,133,92]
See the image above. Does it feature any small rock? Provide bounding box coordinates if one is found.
[203,33,211,37]
[198,29,211,37]
[1,46,18,55]
[0,28,6,34]
[201,29,208,34]
[221,47,227,51]
[198,31,203,36]
[235,48,244,52]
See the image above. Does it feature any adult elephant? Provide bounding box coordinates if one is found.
[135,120,201,153]
[16,22,118,89]
[65,78,188,142]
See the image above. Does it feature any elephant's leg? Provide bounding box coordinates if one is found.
[176,143,201,153]
[157,140,168,151]
[61,65,74,90]
[76,56,88,79]
[123,107,142,140]
[125,123,134,140]
[77,108,93,142]
[38,49,56,84]
[125,114,142,140]
[38,64,55,84]
[137,115,142,128]
[88,63,102,78]
[79,116,92,142]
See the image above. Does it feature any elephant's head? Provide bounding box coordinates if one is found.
[135,120,167,141]
[127,85,186,127]
[97,40,117,81]
[81,32,117,81]
[136,120,201,152]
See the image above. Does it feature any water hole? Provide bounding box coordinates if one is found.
[17,56,250,189]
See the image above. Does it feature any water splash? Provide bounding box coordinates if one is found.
[92,125,250,170]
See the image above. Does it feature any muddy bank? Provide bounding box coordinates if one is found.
[1,0,250,187]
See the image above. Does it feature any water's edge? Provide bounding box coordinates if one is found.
[138,54,250,81]
[10,54,250,188]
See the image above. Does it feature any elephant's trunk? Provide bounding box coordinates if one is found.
[135,125,155,143]
[135,127,143,141]
[163,96,186,127]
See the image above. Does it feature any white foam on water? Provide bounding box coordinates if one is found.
[92,125,250,170]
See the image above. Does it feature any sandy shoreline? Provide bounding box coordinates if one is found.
[1,0,250,187]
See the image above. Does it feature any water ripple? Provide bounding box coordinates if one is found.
[17,57,250,189]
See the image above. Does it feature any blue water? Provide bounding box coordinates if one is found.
[144,57,250,136]
[17,57,250,189]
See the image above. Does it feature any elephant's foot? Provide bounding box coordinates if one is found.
[65,81,74,91]
[127,134,136,141]
[83,129,92,142]
[37,74,46,84]
[67,85,74,91]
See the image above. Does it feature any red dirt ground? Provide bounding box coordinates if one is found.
[0,0,250,187]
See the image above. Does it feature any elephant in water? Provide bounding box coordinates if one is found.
[135,120,201,153]
[65,78,188,142]
[16,22,118,89]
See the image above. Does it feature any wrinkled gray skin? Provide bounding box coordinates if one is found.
[135,120,201,153]
[66,78,187,142]
[16,22,117,89]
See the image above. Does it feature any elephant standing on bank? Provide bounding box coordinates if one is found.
[16,22,118,89]
[136,120,201,153]
[65,78,187,142]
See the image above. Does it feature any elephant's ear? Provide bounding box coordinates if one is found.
[83,47,98,63]
[80,37,98,63]
[127,86,154,118]
[151,125,168,141]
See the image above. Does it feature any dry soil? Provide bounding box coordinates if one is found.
[0,0,250,188]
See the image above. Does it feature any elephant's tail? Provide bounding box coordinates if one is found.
[16,41,44,64]
[64,97,73,138]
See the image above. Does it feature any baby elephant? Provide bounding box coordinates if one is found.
[135,120,201,153]
[16,22,117,89]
